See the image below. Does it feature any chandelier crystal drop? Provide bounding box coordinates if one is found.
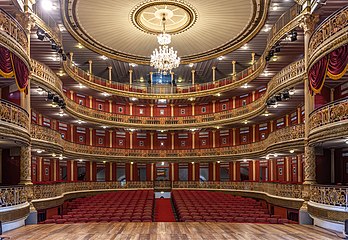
[150,13,180,75]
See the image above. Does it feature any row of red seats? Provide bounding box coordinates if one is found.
[172,190,294,224]
[42,190,154,224]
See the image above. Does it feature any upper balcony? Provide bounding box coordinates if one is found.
[31,58,305,130]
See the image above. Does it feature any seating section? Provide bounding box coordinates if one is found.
[172,190,294,224]
[42,190,154,224]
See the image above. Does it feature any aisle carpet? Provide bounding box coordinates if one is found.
[154,198,176,222]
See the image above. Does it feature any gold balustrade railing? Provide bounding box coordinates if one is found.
[0,186,29,207]
[310,184,348,208]
[0,99,29,131]
[31,123,304,160]
[61,4,302,99]
[309,97,348,132]
[308,5,348,69]
[32,57,305,129]
[0,9,28,53]
[173,181,303,199]
[30,181,153,200]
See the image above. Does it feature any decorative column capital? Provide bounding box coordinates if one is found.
[300,14,319,34]
[88,60,93,64]
[108,66,112,70]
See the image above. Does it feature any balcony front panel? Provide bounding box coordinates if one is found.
[0,99,30,145]
[31,123,304,161]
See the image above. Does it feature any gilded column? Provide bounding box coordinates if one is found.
[53,159,57,181]
[151,163,154,181]
[285,114,289,127]
[252,91,255,102]
[129,69,133,85]
[233,161,237,181]
[232,97,236,109]
[191,69,195,86]
[150,132,154,150]
[129,103,133,116]
[270,120,274,132]
[232,61,236,79]
[129,132,133,150]
[192,162,195,181]
[212,100,216,113]
[89,128,93,146]
[37,157,43,182]
[212,66,216,82]
[252,125,256,143]
[109,100,112,113]
[213,162,216,181]
[109,130,113,148]
[192,131,196,150]
[212,130,216,148]
[297,107,302,124]
[150,104,154,117]
[89,96,93,108]
[191,103,195,116]
[70,90,74,101]
[89,161,93,181]
[108,66,112,84]
[232,128,236,146]
[20,146,31,184]
[130,162,133,181]
[170,104,174,117]
[70,160,74,181]
[171,132,175,150]
[88,60,92,80]
[252,160,256,181]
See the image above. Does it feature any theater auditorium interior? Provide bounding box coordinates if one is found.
[0,0,347,239]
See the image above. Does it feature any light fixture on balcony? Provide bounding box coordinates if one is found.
[290,149,295,153]
[150,13,180,74]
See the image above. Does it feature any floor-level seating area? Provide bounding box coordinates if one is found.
[42,190,154,223]
[172,190,294,224]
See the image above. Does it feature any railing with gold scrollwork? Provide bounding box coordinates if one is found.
[31,59,63,93]
[173,181,303,199]
[0,9,28,53]
[308,5,348,69]
[61,4,302,99]
[310,184,348,208]
[30,181,153,200]
[31,123,304,161]
[309,97,348,132]
[0,186,28,207]
[0,99,29,131]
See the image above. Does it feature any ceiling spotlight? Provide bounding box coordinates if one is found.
[241,44,248,50]
[289,88,295,95]
[77,43,83,49]
[139,77,144,82]
[101,55,108,60]
[217,161,220,164]
[242,83,249,89]
[41,0,54,11]
[218,56,224,61]
[77,120,82,124]
[244,120,248,125]
[272,56,278,62]
[130,97,138,101]
[345,140,348,145]
[264,111,269,117]
[131,161,134,164]
[59,155,63,160]
[37,88,44,95]
[191,162,194,164]
[52,153,56,157]
[188,63,194,68]
[36,150,44,154]
[216,93,221,97]
[102,126,107,129]
[103,161,106,164]
[272,3,279,11]
[78,83,84,88]
[274,153,278,157]
[243,159,247,162]
[129,63,137,67]
[59,112,64,117]
[190,128,197,132]
[290,149,295,153]
[265,156,270,160]
[161,162,165,166]
[79,159,83,162]
[188,97,195,101]
[102,92,110,97]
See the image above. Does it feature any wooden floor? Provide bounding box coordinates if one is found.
[6,222,341,240]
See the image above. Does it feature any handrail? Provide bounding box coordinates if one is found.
[61,4,302,99]
[309,97,348,131]
[31,123,304,160]
[308,5,348,69]
[0,8,28,52]
[310,184,348,208]
[32,58,305,129]
[0,99,29,131]
[173,181,303,199]
[30,181,154,200]
[0,186,28,207]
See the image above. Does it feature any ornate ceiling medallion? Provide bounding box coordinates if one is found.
[130,0,198,35]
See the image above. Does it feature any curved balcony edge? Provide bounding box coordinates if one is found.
[31,59,305,130]
[309,97,348,145]
[0,99,30,145]
[58,5,302,99]
[0,10,30,71]
[308,5,348,70]
[30,123,304,162]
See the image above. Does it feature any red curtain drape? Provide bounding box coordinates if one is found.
[0,45,29,92]
[309,44,348,94]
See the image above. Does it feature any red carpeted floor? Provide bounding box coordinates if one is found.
[154,198,176,222]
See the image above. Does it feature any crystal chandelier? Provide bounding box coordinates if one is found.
[150,14,180,75]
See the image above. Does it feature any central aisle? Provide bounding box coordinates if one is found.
[154,198,176,222]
